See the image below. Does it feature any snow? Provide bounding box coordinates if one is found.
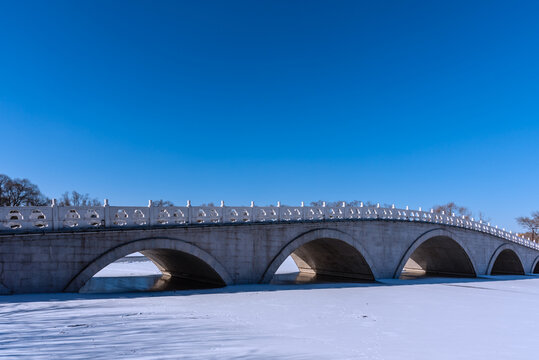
[93,257,161,277]
[275,255,300,273]
[2,258,539,359]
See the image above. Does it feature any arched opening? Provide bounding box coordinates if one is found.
[400,236,476,279]
[71,240,230,293]
[80,252,162,293]
[80,249,226,293]
[490,249,525,275]
[271,238,375,284]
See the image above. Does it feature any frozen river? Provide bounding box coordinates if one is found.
[2,257,539,359]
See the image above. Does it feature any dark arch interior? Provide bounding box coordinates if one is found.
[400,236,476,279]
[491,249,525,275]
[81,248,226,293]
[273,238,374,284]
[534,261,539,274]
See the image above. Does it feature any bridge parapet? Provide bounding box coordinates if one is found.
[1,201,537,251]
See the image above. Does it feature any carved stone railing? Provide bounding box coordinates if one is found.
[1,200,538,251]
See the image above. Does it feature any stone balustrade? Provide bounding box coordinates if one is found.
[1,200,537,251]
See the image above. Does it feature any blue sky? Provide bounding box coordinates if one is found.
[1,1,538,231]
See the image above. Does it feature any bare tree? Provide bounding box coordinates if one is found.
[152,199,174,207]
[516,212,539,242]
[0,175,9,204]
[0,174,49,206]
[477,211,491,223]
[432,202,472,218]
[58,191,101,207]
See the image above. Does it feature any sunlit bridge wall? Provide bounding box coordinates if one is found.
[1,200,537,252]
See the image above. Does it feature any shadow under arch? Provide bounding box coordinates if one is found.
[260,228,377,284]
[532,256,539,274]
[394,229,477,279]
[0,280,11,295]
[64,237,233,292]
[487,244,525,275]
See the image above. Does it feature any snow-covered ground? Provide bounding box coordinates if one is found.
[2,257,539,359]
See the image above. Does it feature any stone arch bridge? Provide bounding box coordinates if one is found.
[1,201,539,294]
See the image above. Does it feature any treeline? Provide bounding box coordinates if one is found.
[0,174,173,208]
[0,174,102,207]
[0,174,49,206]
[517,212,539,242]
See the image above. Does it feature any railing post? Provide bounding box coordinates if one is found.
[187,200,192,224]
[277,201,281,221]
[51,198,59,231]
[250,201,255,223]
[103,199,110,228]
[148,200,154,227]
[220,200,226,223]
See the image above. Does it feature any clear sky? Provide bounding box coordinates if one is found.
[1,1,538,231]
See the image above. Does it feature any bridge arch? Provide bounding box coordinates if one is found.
[64,237,233,292]
[487,244,525,275]
[260,228,377,283]
[394,229,477,278]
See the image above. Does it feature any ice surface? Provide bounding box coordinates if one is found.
[2,259,539,359]
[94,258,161,277]
[275,255,300,274]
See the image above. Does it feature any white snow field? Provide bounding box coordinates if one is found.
[2,257,539,359]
